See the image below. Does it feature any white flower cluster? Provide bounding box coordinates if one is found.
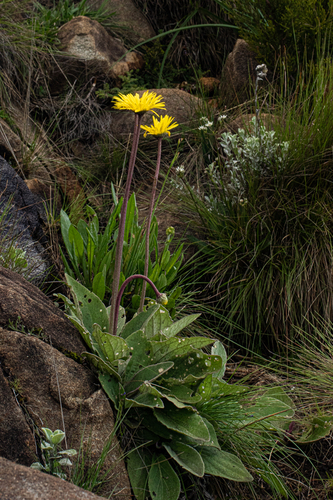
[175,164,185,176]
[215,116,289,195]
[198,116,213,131]
[255,64,268,81]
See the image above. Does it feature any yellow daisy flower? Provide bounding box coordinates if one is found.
[112,90,165,115]
[141,115,179,137]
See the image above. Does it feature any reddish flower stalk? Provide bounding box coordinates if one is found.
[113,274,167,334]
[139,136,163,312]
[109,114,143,334]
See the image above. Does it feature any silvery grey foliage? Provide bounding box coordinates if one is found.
[217,116,289,196]
[31,428,77,479]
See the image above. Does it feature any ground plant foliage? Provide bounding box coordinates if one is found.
[1,0,333,499]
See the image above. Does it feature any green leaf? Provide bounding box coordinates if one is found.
[197,374,213,402]
[66,316,93,350]
[160,248,171,270]
[66,275,110,334]
[60,209,73,259]
[211,341,227,380]
[49,429,65,445]
[92,272,106,301]
[127,449,150,500]
[210,379,248,398]
[86,232,95,275]
[154,401,210,442]
[126,392,165,409]
[125,361,174,394]
[92,324,128,363]
[82,352,120,380]
[296,416,333,444]
[199,447,253,482]
[77,219,89,246]
[143,305,173,338]
[120,305,160,339]
[264,387,294,410]
[116,306,126,334]
[202,418,220,449]
[240,397,294,425]
[164,351,222,385]
[155,273,167,291]
[161,314,201,338]
[148,454,180,500]
[68,225,84,259]
[166,385,202,404]
[99,373,121,409]
[124,193,137,243]
[41,427,54,443]
[150,337,213,364]
[123,330,152,383]
[164,442,204,477]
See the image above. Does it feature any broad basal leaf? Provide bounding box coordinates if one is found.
[240,396,294,426]
[66,275,109,334]
[202,418,220,449]
[82,352,120,380]
[162,314,201,338]
[120,305,159,339]
[125,361,174,394]
[143,305,173,338]
[154,401,210,442]
[99,373,120,409]
[199,447,253,482]
[127,448,151,500]
[164,442,204,477]
[211,340,227,381]
[123,330,153,383]
[92,325,128,364]
[165,385,202,404]
[296,416,333,444]
[150,337,214,364]
[148,454,180,500]
[164,351,222,385]
[125,392,164,409]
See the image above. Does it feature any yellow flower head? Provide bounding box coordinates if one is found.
[112,90,165,115]
[141,114,179,137]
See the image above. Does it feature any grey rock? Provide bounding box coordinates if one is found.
[220,39,259,107]
[0,328,131,499]
[56,16,144,81]
[0,456,108,499]
[0,156,51,283]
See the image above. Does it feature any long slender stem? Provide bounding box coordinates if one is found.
[139,137,163,312]
[109,113,142,334]
[114,274,164,334]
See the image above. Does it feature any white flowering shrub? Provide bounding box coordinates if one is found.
[217,117,289,195]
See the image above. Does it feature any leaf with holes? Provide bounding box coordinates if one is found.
[164,351,222,385]
[66,274,109,334]
[143,305,173,338]
[150,337,213,364]
[125,361,174,394]
[92,325,128,364]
